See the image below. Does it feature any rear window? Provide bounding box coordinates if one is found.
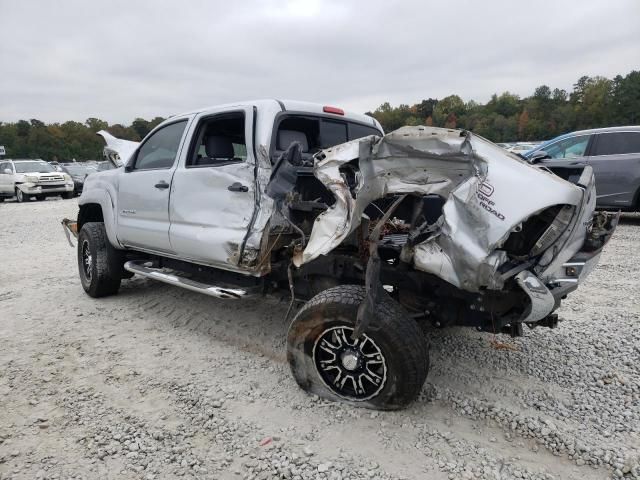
[320,120,347,148]
[274,115,382,157]
[349,123,382,141]
[592,132,640,156]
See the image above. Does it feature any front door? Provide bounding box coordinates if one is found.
[117,119,189,253]
[169,107,257,271]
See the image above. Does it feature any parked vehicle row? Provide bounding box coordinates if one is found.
[0,159,75,202]
[496,142,542,154]
[0,159,109,202]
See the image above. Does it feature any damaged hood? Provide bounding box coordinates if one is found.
[96,130,139,167]
[297,126,587,292]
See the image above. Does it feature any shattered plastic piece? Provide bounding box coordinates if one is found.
[96,130,139,167]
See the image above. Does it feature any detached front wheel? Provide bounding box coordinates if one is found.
[77,222,123,297]
[287,285,429,410]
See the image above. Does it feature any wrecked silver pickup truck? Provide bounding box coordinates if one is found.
[63,99,617,409]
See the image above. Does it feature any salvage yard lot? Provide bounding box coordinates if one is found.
[0,198,638,480]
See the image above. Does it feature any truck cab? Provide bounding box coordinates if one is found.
[82,99,382,273]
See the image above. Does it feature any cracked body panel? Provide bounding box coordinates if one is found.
[298,126,586,294]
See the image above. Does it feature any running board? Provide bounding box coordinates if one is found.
[124,261,247,299]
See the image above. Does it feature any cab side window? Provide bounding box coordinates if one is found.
[592,132,640,156]
[545,135,590,159]
[0,162,9,173]
[134,120,187,170]
[188,113,246,167]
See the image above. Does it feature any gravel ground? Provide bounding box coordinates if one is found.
[0,197,638,480]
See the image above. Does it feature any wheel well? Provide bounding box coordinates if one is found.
[78,203,104,231]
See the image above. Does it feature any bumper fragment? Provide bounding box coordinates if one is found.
[62,218,78,247]
[515,271,555,323]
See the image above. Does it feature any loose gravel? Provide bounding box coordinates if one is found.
[0,198,638,480]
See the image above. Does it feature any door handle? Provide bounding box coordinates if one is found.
[228,182,249,192]
[155,181,170,190]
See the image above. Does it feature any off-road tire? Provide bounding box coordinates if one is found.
[287,285,429,410]
[15,188,29,203]
[62,192,74,199]
[77,222,123,297]
[36,195,45,201]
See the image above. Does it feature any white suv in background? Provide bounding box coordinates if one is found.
[0,159,75,202]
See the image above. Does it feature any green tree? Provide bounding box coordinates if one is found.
[432,95,466,127]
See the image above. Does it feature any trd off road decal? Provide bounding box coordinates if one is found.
[476,181,505,221]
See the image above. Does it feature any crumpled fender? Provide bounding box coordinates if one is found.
[297,126,584,292]
[79,170,122,249]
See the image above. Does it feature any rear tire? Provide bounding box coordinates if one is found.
[287,285,429,410]
[62,192,74,199]
[77,222,122,297]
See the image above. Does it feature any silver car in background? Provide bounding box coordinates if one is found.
[525,126,640,211]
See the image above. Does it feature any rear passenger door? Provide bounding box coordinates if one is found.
[168,107,257,270]
[587,131,640,208]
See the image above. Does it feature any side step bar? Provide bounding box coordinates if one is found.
[124,261,247,300]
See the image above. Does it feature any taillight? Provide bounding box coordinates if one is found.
[323,106,344,115]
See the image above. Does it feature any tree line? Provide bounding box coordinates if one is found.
[367,71,639,142]
[0,117,165,162]
[0,71,638,161]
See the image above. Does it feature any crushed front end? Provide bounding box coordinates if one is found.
[265,126,618,336]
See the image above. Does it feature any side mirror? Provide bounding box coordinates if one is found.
[528,150,551,164]
[3,168,12,175]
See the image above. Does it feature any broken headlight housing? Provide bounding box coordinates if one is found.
[503,204,575,259]
[529,205,575,257]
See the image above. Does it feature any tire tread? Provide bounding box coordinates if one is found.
[288,285,429,410]
[78,222,121,297]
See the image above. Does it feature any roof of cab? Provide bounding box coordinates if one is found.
[173,99,382,130]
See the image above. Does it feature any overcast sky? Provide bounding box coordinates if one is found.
[1,0,639,124]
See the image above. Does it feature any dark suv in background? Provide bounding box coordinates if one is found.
[525,126,640,211]
[59,163,97,196]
